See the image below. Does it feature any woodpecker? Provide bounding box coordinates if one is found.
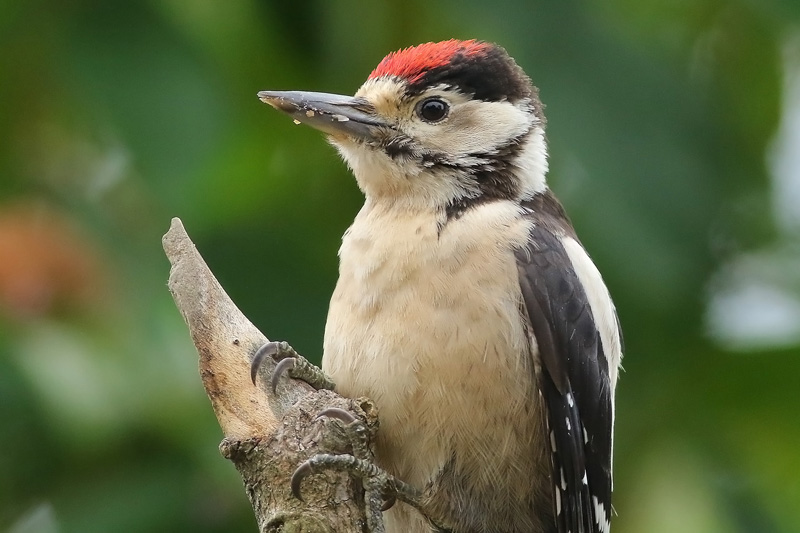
[258,40,622,533]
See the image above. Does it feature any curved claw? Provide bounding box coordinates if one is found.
[380,494,397,511]
[290,460,314,502]
[271,357,296,393]
[250,342,281,385]
[315,407,357,424]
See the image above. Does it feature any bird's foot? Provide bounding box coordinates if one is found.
[250,340,335,392]
[293,407,427,533]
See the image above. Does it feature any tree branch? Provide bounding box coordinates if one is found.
[162,217,374,533]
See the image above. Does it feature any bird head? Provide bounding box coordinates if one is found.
[259,40,548,212]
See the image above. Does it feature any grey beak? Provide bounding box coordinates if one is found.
[257,90,390,140]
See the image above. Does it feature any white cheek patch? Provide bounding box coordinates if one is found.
[406,99,530,156]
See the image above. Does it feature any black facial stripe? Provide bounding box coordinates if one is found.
[441,164,521,225]
[384,135,414,159]
[384,137,457,169]
[381,120,534,230]
[440,127,533,224]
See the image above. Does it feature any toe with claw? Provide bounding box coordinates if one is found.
[290,407,434,533]
[250,340,335,392]
[291,451,427,533]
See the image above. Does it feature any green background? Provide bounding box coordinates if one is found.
[2,1,799,531]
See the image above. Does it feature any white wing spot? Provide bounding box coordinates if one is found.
[555,486,562,515]
[593,495,611,533]
[565,417,571,432]
[567,392,574,407]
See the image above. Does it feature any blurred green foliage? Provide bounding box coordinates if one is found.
[1,0,799,531]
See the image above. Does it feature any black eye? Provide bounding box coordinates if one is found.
[417,98,449,123]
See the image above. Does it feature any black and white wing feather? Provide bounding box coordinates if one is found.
[515,193,621,533]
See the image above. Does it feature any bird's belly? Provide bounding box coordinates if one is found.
[326,271,531,477]
[322,204,547,531]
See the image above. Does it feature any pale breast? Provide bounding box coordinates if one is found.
[322,200,542,490]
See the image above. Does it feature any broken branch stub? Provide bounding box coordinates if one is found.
[162,217,373,532]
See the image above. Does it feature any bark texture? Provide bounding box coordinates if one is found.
[163,217,375,533]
